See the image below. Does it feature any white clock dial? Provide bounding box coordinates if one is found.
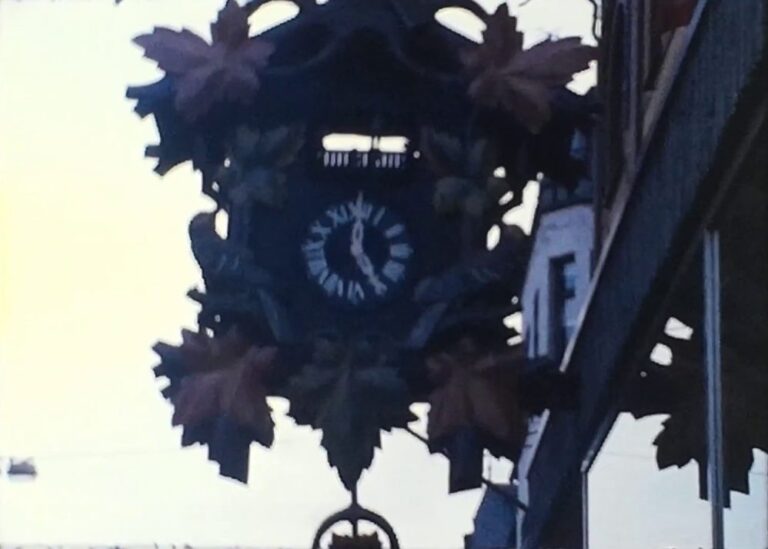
[302,192,413,307]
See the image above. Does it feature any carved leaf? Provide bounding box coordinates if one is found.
[256,125,306,168]
[414,225,528,305]
[218,125,304,207]
[229,168,287,207]
[628,330,768,496]
[134,0,274,121]
[133,29,211,74]
[422,128,510,219]
[172,344,277,445]
[176,326,250,373]
[231,126,262,163]
[153,327,278,482]
[466,138,496,177]
[461,5,596,133]
[433,176,474,214]
[461,4,522,73]
[427,338,526,459]
[287,351,414,490]
[210,0,249,47]
[420,128,464,176]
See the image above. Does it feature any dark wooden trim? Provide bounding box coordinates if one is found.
[520,0,768,544]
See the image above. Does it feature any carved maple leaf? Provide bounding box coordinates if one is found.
[153,327,277,481]
[461,4,596,133]
[427,338,526,459]
[134,0,274,121]
[287,339,415,490]
[172,342,277,448]
[627,329,768,496]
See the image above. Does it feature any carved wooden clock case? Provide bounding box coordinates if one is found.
[129,0,593,506]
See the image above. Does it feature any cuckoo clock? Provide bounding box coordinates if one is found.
[129,0,595,534]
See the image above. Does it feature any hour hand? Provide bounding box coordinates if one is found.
[350,218,364,256]
[356,252,388,296]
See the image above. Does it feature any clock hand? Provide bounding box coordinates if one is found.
[355,252,387,296]
[351,217,364,257]
[348,192,386,295]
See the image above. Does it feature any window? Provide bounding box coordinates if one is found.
[588,167,768,548]
[550,254,578,359]
[587,260,711,549]
[316,134,411,172]
[642,0,698,92]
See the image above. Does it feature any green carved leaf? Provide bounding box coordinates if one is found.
[229,167,287,207]
[287,362,414,490]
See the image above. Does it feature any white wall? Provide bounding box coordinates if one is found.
[521,203,594,361]
[515,202,594,543]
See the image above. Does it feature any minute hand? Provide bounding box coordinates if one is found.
[351,218,364,256]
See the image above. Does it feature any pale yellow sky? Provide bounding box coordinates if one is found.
[0,1,596,547]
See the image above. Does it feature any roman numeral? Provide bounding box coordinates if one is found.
[303,241,325,258]
[323,272,340,296]
[326,205,350,228]
[303,240,328,278]
[385,224,405,239]
[310,222,332,240]
[372,207,386,226]
[308,257,328,277]
[382,260,406,282]
[389,243,413,260]
[348,196,373,221]
[346,281,365,304]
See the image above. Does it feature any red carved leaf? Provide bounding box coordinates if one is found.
[461,5,596,133]
[170,328,277,447]
[210,0,250,47]
[427,338,526,458]
[134,0,274,121]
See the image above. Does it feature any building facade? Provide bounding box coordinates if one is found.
[472,0,768,547]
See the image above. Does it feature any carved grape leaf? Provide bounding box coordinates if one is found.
[461,4,596,133]
[421,128,510,218]
[419,128,464,176]
[216,125,305,207]
[134,0,274,121]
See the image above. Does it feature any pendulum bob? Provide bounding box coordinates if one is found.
[313,502,400,549]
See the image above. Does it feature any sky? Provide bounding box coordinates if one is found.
[0,1,598,548]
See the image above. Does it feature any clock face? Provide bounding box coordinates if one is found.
[302,192,414,308]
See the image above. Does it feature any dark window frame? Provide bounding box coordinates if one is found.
[550,253,578,360]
